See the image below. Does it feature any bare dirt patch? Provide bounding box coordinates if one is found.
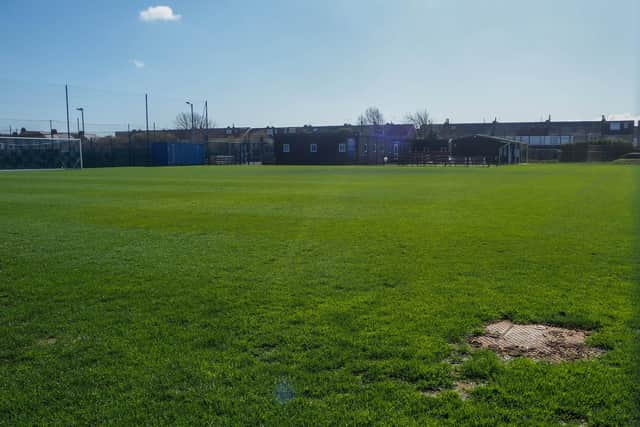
[421,381,483,400]
[37,336,57,346]
[453,381,480,400]
[469,320,604,362]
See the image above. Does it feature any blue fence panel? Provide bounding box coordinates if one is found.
[151,143,169,166]
[152,142,205,166]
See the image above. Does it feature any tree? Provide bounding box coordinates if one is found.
[359,107,384,126]
[405,109,434,138]
[174,112,214,130]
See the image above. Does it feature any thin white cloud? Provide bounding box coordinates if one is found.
[131,59,145,69]
[139,6,181,22]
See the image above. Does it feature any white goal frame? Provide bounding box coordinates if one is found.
[0,136,83,169]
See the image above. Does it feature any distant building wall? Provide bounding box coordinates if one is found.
[431,119,635,145]
[273,124,415,165]
[274,133,357,165]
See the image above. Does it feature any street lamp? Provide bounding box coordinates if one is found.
[185,101,195,142]
[185,101,194,130]
[76,107,85,138]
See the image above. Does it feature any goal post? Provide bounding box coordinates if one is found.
[0,136,83,170]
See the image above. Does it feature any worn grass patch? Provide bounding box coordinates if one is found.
[469,320,604,362]
[0,164,638,425]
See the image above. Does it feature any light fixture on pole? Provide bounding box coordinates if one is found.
[185,101,195,130]
[76,107,85,138]
[186,101,195,142]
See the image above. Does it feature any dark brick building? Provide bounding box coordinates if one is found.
[273,124,415,165]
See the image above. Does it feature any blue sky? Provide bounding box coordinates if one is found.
[1,0,638,134]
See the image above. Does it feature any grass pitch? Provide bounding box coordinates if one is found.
[0,164,638,425]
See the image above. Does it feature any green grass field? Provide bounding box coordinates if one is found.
[1,164,638,425]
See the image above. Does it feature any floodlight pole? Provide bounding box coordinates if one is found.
[65,84,71,139]
[128,123,132,166]
[145,94,149,137]
[73,116,84,169]
[186,101,194,129]
[186,101,194,142]
[145,93,150,164]
[75,107,85,169]
[79,137,84,169]
[204,100,209,163]
[76,107,85,138]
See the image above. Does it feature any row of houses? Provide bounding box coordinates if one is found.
[432,116,637,145]
[5,117,637,166]
[108,123,527,165]
[267,116,636,165]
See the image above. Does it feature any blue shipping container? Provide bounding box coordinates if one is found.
[152,142,206,166]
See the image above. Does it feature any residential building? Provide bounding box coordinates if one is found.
[431,116,635,146]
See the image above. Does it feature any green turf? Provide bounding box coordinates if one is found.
[1,164,638,426]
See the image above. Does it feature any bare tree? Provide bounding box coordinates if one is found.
[359,106,384,126]
[405,109,433,138]
[175,112,214,130]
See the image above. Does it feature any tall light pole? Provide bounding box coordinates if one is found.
[186,101,195,142]
[65,84,70,139]
[204,100,209,140]
[185,101,195,129]
[76,107,85,138]
[144,94,150,166]
[145,93,149,144]
[75,116,84,168]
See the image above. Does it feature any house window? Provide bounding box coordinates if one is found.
[393,143,399,154]
[373,144,377,153]
[363,144,368,153]
[310,143,317,153]
[283,144,290,153]
[338,143,346,153]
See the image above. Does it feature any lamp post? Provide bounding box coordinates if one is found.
[185,101,195,129]
[185,101,195,142]
[76,107,85,138]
